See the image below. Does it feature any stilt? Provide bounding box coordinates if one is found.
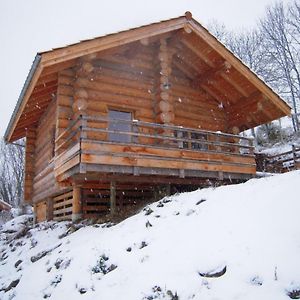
[33,204,37,225]
[72,185,82,222]
[110,181,116,215]
[46,198,53,221]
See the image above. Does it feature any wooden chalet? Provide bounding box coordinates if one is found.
[4,12,290,222]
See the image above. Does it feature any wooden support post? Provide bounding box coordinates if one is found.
[110,181,116,215]
[153,186,161,201]
[165,184,171,197]
[72,185,82,222]
[46,198,54,221]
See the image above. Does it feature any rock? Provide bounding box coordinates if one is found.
[51,275,62,287]
[107,264,117,272]
[250,275,263,286]
[287,289,300,299]
[196,199,206,205]
[198,265,227,278]
[1,252,8,261]
[31,250,48,263]
[126,247,132,252]
[58,232,68,239]
[31,243,62,263]
[145,221,153,228]
[30,238,38,248]
[79,287,87,294]
[186,209,195,216]
[43,293,51,299]
[54,258,63,269]
[162,198,172,204]
[13,226,30,240]
[144,208,154,216]
[166,290,179,300]
[1,279,20,292]
[14,260,22,268]
[140,241,148,249]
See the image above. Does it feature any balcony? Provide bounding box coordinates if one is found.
[54,115,256,183]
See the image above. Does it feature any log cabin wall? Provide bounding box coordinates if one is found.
[170,72,227,131]
[67,40,227,134]
[24,128,36,202]
[73,44,158,125]
[31,100,58,203]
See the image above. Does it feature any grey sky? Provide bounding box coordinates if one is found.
[0,0,282,138]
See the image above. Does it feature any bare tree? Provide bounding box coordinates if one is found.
[260,1,300,131]
[0,139,24,207]
[208,1,300,132]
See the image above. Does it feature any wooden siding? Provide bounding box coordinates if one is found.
[35,201,47,222]
[31,101,58,203]
[24,128,36,202]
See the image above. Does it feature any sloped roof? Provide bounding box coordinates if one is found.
[5,12,291,142]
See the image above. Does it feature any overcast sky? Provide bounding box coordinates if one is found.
[0,0,283,139]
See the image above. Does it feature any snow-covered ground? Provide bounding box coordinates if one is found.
[1,171,300,300]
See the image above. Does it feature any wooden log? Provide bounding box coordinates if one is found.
[72,185,82,222]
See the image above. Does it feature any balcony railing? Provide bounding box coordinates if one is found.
[54,115,255,180]
[56,115,254,153]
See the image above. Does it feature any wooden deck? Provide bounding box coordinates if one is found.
[54,115,256,183]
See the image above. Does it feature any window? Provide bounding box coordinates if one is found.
[175,130,208,150]
[108,110,132,143]
[190,132,208,150]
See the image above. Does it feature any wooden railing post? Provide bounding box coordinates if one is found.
[249,138,254,155]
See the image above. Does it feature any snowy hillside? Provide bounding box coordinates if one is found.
[1,171,300,300]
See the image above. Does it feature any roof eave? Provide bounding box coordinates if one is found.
[4,54,42,143]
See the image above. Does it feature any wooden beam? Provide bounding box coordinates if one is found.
[72,184,82,222]
[187,20,291,116]
[226,91,262,114]
[194,60,231,86]
[41,17,187,67]
[177,33,256,99]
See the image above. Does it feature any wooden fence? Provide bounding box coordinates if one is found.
[256,145,300,173]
